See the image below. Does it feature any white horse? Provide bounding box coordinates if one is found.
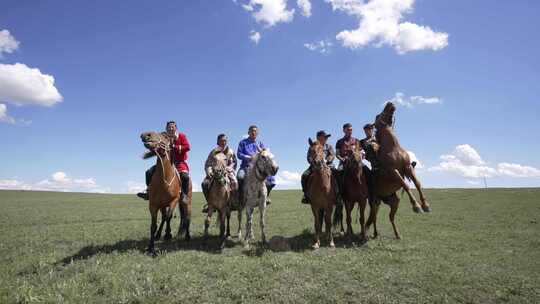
[242,149,279,249]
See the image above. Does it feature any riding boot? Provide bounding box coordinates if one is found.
[201,179,210,213]
[266,183,275,205]
[180,172,190,204]
[301,168,310,204]
[136,166,155,200]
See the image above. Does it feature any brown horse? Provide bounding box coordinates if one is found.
[366,102,431,239]
[204,152,233,250]
[141,131,181,255]
[341,144,370,242]
[306,138,337,249]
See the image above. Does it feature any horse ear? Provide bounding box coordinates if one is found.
[308,138,314,146]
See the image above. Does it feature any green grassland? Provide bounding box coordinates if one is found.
[1,188,539,303]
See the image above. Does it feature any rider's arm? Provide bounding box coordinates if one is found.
[175,133,190,153]
[326,145,336,164]
[237,140,251,161]
[204,151,214,176]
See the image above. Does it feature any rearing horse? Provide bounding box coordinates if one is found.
[306,138,337,249]
[366,102,431,239]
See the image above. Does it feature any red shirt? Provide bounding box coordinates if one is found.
[172,133,190,172]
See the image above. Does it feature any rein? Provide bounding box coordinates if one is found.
[154,140,176,187]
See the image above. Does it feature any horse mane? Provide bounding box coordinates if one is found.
[143,150,156,159]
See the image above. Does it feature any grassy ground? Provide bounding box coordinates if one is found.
[0,188,539,303]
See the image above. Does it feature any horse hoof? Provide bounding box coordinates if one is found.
[329,241,335,248]
[395,235,402,240]
[185,234,191,242]
[422,206,432,213]
[164,234,172,241]
[312,243,320,250]
[412,206,423,214]
[146,249,157,257]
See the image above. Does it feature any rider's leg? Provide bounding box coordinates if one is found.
[301,167,311,204]
[137,165,155,200]
[180,171,190,204]
[265,180,275,205]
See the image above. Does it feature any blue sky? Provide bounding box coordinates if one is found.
[1,0,539,193]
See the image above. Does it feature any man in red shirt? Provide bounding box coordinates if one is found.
[137,121,191,204]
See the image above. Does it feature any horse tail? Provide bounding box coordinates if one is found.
[333,202,343,229]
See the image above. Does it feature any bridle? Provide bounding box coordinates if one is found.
[152,137,176,187]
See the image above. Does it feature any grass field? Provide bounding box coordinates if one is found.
[0,188,539,303]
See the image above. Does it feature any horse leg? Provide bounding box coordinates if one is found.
[155,207,167,241]
[405,167,431,212]
[244,206,254,249]
[390,169,423,213]
[325,206,335,248]
[177,203,185,238]
[164,206,173,241]
[366,199,380,239]
[259,201,267,245]
[219,209,227,250]
[311,207,321,249]
[147,206,158,256]
[387,194,401,240]
[225,208,232,239]
[180,199,192,241]
[359,198,367,243]
[345,200,353,237]
[237,208,243,240]
[204,206,214,239]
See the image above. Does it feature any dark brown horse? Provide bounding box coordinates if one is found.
[366,102,431,239]
[306,138,337,249]
[341,144,370,242]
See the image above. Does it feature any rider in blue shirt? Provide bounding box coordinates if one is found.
[237,125,276,204]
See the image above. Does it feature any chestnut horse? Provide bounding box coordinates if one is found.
[366,102,431,239]
[204,152,233,250]
[340,144,370,242]
[141,131,180,255]
[306,138,337,249]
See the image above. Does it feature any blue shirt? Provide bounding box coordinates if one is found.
[237,137,275,185]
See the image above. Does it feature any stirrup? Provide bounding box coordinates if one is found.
[136,192,149,200]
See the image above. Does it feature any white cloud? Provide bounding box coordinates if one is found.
[385,92,442,108]
[275,170,301,188]
[0,29,20,58]
[125,181,146,194]
[250,30,261,44]
[304,40,333,54]
[242,0,295,27]
[0,63,63,107]
[297,0,312,17]
[0,179,32,190]
[497,163,540,178]
[0,103,31,125]
[326,0,448,54]
[0,171,106,193]
[429,144,540,180]
[0,103,15,124]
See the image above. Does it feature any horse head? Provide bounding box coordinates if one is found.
[375,102,396,129]
[344,144,363,172]
[308,138,327,171]
[211,151,229,186]
[254,149,279,177]
[140,131,171,159]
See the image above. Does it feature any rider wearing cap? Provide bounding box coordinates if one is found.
[301,130,336,204]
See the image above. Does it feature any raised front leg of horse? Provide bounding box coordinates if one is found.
[405,166,431,212]
[390,169,423,213]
